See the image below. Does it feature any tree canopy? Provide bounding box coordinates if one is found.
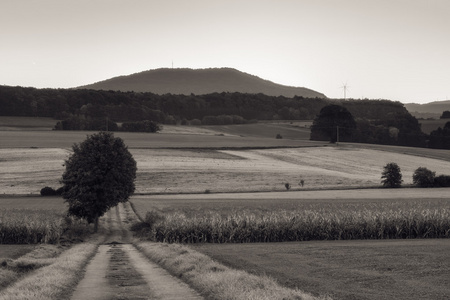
[61,132,137,231]
[310,104,356,143]
[381,162,403,188]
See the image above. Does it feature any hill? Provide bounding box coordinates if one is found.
[77,68,326,98]
[404,100,450,119]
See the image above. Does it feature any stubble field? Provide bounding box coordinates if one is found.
[3,144,450,195]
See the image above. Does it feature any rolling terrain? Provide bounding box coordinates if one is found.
[405,99,450,118]
[2,121,450,300]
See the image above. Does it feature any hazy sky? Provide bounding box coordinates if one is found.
[1,0,449,104]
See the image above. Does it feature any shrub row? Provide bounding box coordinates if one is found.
[381,163,450,188]
[133,203,450,243]
[54,117,161,132]
[40,186,64,196]
[413,167,450,188]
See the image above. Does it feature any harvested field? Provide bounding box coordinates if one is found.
[133,146,450,194]
[0,129,327,149]
[3,145,450,195]
[0,148,69,194]
[0,196,67,210]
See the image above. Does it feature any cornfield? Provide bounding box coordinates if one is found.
[0,209,65,244]
[137,201,450,243]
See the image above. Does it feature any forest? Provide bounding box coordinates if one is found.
[0,85,442,148]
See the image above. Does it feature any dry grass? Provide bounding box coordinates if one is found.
[135,241,331,300]
[0,244,66,291]
[0,242,99,300]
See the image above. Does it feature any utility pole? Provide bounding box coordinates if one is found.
[341,83,349,100]
[336,125,339,146]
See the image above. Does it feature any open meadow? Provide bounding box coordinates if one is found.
[1,120,450,299]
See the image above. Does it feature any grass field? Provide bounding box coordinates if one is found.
[0,117,58,131]
[191,239,450,300]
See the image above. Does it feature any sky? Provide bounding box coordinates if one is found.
[1,0,449,104]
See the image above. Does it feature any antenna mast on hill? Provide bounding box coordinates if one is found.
[341,83,350,100]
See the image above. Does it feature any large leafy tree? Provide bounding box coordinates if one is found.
[381,162,403,188]
[62,132,137,231]
[310,104,356,143]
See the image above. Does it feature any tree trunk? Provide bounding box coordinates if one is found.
[94,216,99,233]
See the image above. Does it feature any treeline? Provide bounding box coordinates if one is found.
[0,84,443,148]
[310,102,427,147]
[53,117,161,133]
[0,85,326,122]
[0,85,412,124]
[428,121,450,149]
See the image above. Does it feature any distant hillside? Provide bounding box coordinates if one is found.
[404,100,450,118]
[78,68,326,98]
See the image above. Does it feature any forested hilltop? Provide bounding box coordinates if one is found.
[78,68,326,98]
[0,85,427,147]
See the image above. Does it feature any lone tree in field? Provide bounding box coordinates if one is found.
[310,104,356,143]
[381,162,403,188]
[62,132,137,232]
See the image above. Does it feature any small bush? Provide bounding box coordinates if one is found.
[434,175,450,187]
[131,210,166,237]
[284,183,291,190]
[381,162,403,188]
[276,134,283,139]
[413,167,436,187]
[40,187,57,196]
[55,187,64,195]
[190,119,202,125]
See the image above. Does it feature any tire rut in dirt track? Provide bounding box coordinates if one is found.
[71,203,203,300]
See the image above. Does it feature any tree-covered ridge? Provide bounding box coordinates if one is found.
[0,85,428,147]
[0,85,409,122]
[0,85,329,121]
